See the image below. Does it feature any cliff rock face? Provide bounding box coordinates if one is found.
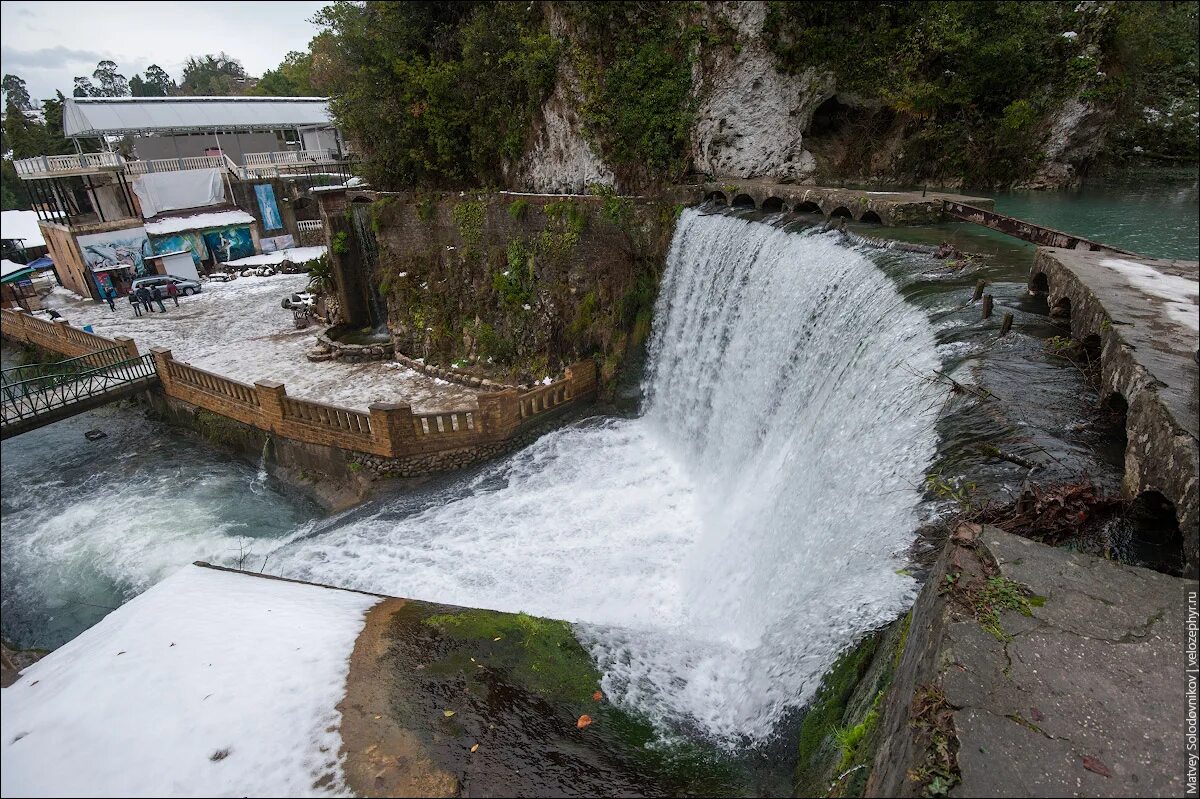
[689,2,833,184]
[508,61,615,194]
[1026,97,1114,189]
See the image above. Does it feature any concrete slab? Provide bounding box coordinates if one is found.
[868,527,1193,798]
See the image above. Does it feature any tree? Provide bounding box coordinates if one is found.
[131,64,176,97]
[2,159,32,210]
[2,74,32,112]
[145,64,175,95]
[92,60,129,97]
[180,53,252,95]
[73,76,97,97]
[254,51,316,96]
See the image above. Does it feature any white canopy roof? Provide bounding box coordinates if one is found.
[64,96,333,137]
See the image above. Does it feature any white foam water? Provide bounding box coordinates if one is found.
[272,210,942,746]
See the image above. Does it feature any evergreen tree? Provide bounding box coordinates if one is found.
[2,74,32,111]
[92,60,129,97]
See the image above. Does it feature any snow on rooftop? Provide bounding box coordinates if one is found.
[145,210,257,236]
[0,564,378,798]
[224,246,327,268]
[1100,257,1200,333]
[1,258,31,278]
[1,210,52,248]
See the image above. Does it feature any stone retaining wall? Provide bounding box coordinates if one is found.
[1,308,598,476]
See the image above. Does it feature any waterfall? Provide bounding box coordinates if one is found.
[270,208,943,745]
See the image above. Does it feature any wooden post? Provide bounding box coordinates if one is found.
[999,312,1013,337]
[981,294,994,320]
[368,402,414,458]
[972,280,986,302]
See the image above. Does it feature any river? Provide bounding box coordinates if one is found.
[2,172,1193,747]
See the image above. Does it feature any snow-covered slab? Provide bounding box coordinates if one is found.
[224,246,327,268]
[37,272,479,412]
[1,564,379,798]
[145,210,256,236]
[1,210,56,248]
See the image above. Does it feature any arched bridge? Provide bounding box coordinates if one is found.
[677,180,994,226]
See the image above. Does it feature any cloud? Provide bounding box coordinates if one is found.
[1,45,107,70]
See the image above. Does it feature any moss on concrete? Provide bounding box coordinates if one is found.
[418,606,748,794]
[794,610,914,798]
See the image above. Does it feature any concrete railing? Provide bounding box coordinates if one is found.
[0,309,138,360]
[1,308,597,464]
[12,152,123,178]
[124,156,226,176]
[243,149,338,167]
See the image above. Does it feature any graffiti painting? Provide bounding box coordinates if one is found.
[261,234,295,253]
[77,227,151,277]
[202,226,255,264]
[150,232,209,268]
[254,183,283,231]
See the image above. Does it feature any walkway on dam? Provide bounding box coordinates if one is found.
[1030,248,1199,573]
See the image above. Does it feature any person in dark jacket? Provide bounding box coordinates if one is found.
[129,291,142,317]
[165,280,180,306]
[136,286,154,313]
[104,287,116,312]
[151,285,167,313]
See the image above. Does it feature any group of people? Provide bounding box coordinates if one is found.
[102,283,180,317]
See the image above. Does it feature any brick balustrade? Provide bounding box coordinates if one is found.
[1,308,597,461]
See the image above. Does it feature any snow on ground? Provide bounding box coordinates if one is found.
[1100,257,1200,333]
[38,273,479,412]
[0,564,379,798]
[145,210,256,236]
[225,246,327,268]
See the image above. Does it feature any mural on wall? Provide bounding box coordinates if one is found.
[94,271,115,296]
[254,183,283,231]
[202,226,255,264]
[151,232,210,268]
[261,234,295,253]
[77,227,151,277]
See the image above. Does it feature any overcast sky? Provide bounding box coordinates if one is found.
[0,1,328,103]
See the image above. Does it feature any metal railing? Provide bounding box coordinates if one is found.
[0,345,131,390]
[1,352,158,433]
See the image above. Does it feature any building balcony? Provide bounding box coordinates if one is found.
[13,149,349,182]
[12,152,124,180]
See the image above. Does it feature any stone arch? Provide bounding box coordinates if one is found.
[1127,490,1185,574]
[859,210,883,224]
[1050,296,1071,319]
[794,200,822,214]
[731,193,756,209]
[350,195,373,204]
[830,206,853,219]
[1029,272,1049,294]
[761,196,786,213]
[705,191,727,205]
